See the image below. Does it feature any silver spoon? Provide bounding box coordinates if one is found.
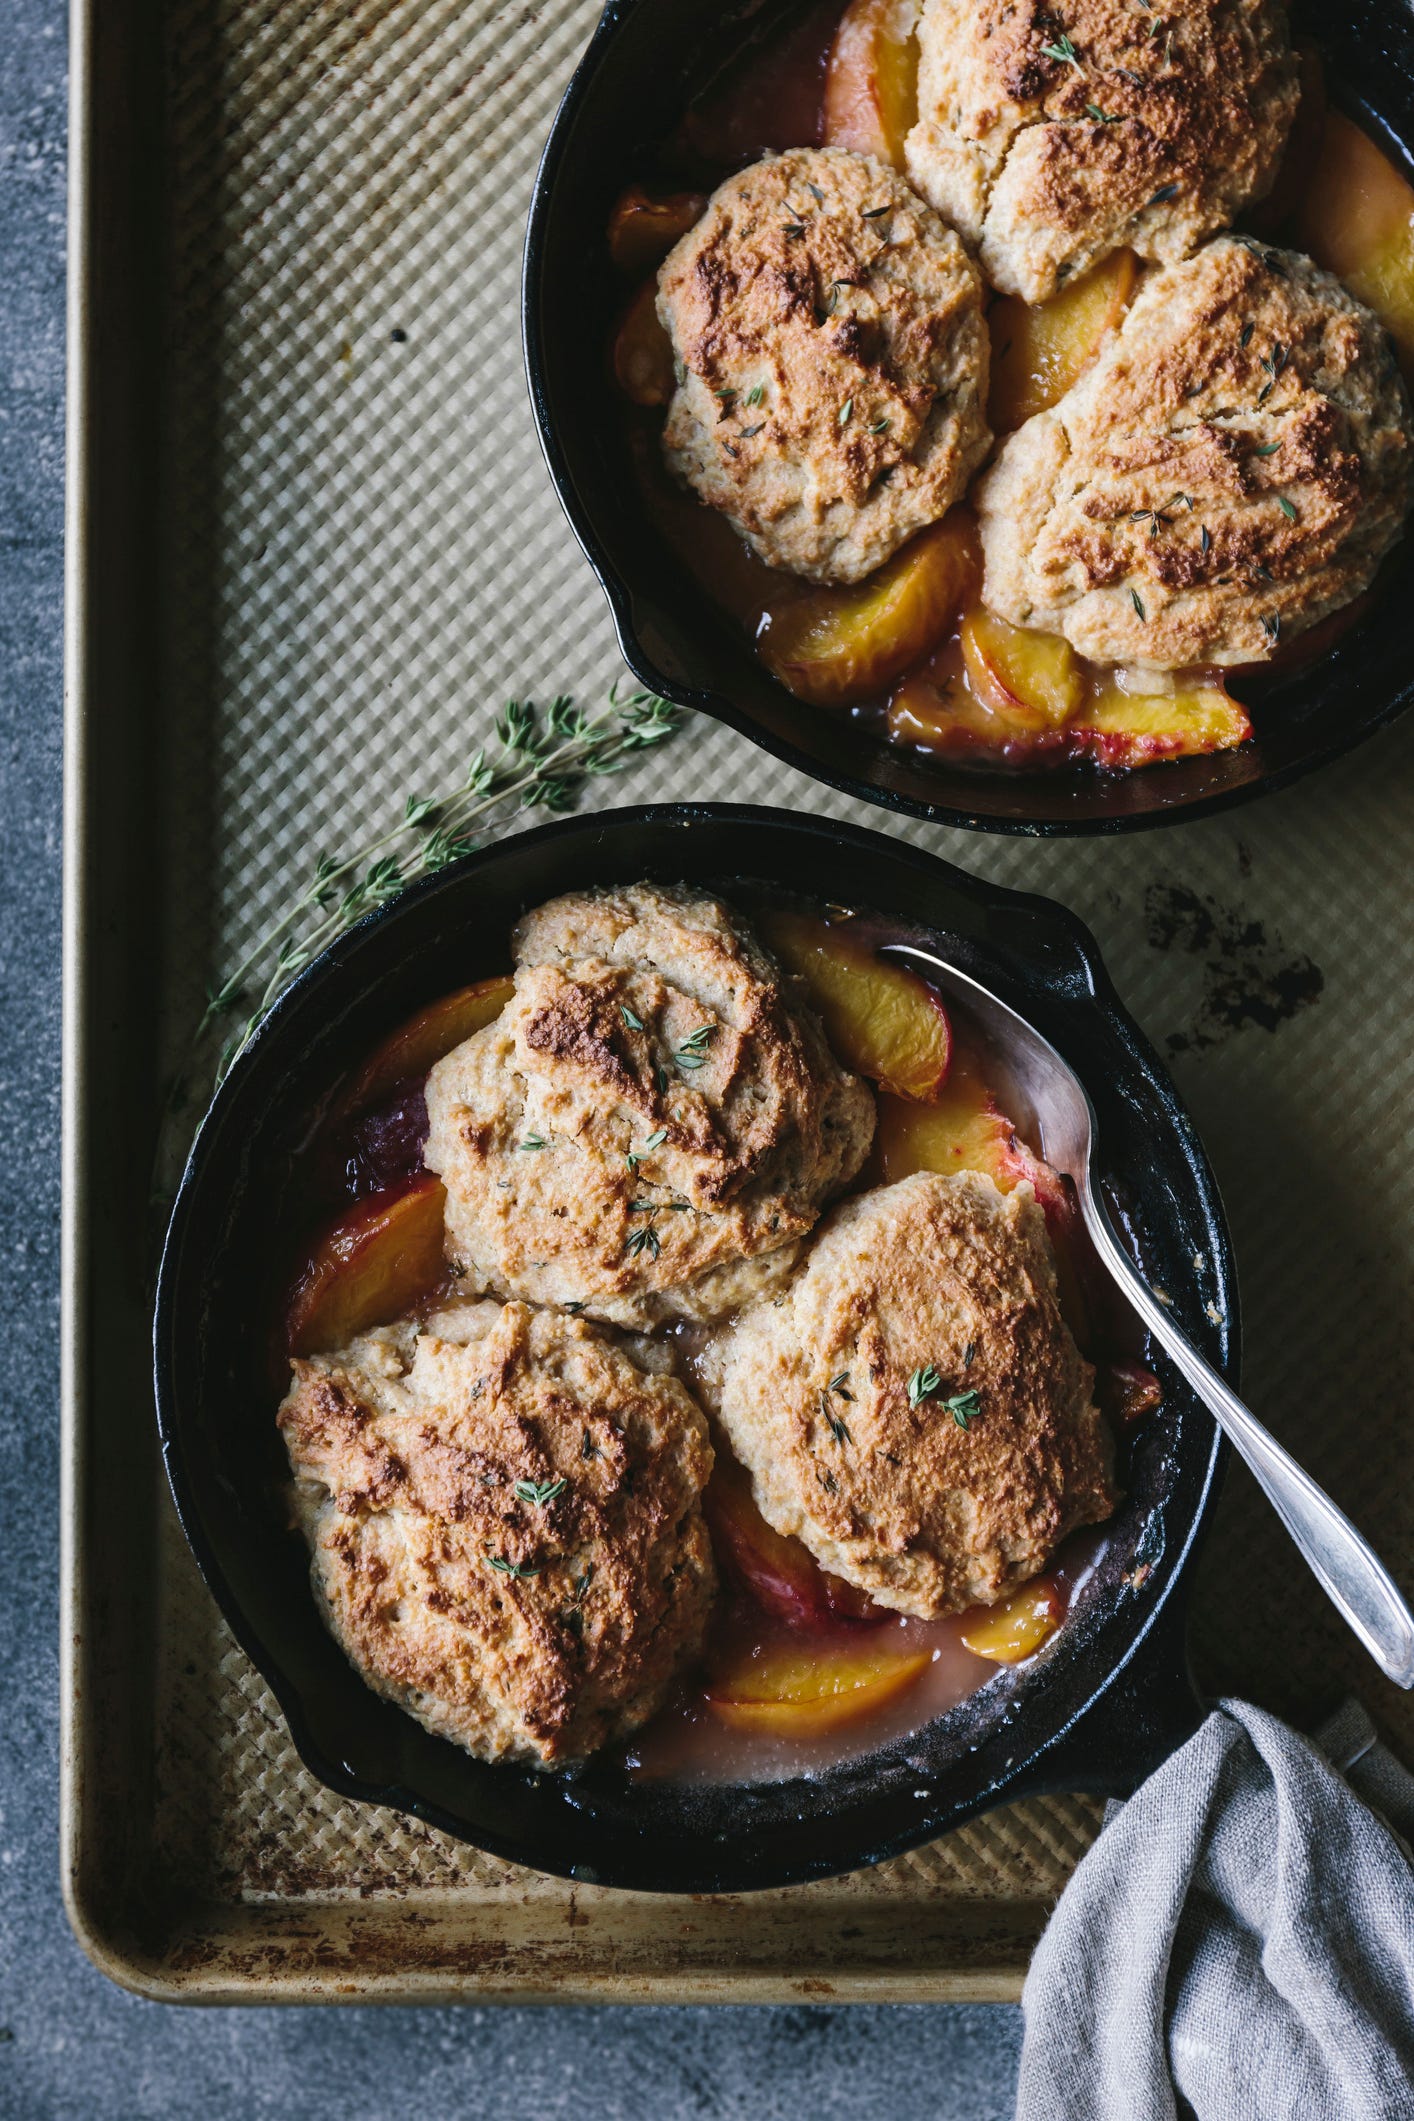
[885,942,1414,1690]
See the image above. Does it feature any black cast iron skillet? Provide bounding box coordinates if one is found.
[523,0,1414,835]
[154,807,1236,1892]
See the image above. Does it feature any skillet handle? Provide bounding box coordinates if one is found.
[1026,1594,1205,1802]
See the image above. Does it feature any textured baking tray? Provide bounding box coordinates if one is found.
[62,0,1414,2002]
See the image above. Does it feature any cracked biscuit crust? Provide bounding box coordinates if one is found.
[976,237,1414,667]
[708,1172,1116,1619]
[423,885,876,1329]
[656,146,990,584]
[278,1300,716,1765]
[906,0,1299,301]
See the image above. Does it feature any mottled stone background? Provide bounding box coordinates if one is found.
[0,2,1022,2110]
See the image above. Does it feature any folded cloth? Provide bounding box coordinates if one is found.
[1016,1697,1414,2121]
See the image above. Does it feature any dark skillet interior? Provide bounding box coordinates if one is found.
[155,808,1235,1892]
[523,0,1414,835]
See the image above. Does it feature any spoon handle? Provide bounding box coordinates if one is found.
[1078,1183,1414,1690]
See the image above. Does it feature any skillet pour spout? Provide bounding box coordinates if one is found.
[523,0,1414,834]
[155,806,1236,1892]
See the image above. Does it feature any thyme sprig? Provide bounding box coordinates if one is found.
[196,688,678,1088]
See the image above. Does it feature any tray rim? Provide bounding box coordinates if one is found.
[54,0,1127,2004]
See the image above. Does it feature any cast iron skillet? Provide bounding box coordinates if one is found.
[523,0,1414,835]
[154,807,1236,1892]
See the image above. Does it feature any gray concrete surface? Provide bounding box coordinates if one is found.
[0,2,1022,2112]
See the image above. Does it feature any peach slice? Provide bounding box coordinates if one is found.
[761,511,978,707]
[705,1639,931,1734]
[960,1579,1062,1664]
[612,279,676,407]
[607,185,706,277]
[1294,109,1414,382]
[961,604,1084,727]
[762,908,952,1101]
[888,633,1071,763]
[821,0,920,169]
[287,1174,447,1357]
[339,975,513,1117]
[706,1459,874,1625]
[1073,682,1252,770]
[988,250,1137,432]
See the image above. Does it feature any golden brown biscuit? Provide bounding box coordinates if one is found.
[976,237,1414,667]
[278,1300,715,1765]
[656,146,990,583]
[906,0,1299,301]
[706,1171,1116,1618]
[423,884,875,1329]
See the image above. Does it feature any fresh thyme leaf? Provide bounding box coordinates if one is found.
[745,383,765,406]
[740,423,764,438]
[907,1364,942,1407]
[514,1478,567,1507]
[675,1024,717,1070]
[862,204,891,218]
[945,1389,982,1429]
[518,1134,547,1152]
[838,397,854,426]
[806,181,825,203]
[641,1128,668,1153]
[828,1373,853,1399]
[620,1003,645,1031]
[1150,183,1178,203]
[869,417,891,434]
[1131,588,1146,619]
[485,1551,543,1579]
[1041,32,1081,67]
[1200,525,1212,556]
[1253,441,1280,456]
[626,1224,662,1260]
[1239,321,1255,347]
[192,686,679,1095]
[1085,103,1121,122]
[1276,495,1297,520]
[783,220,805,238]
[824,1404,852,1447]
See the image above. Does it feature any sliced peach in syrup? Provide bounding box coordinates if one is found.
[287,1174,447,1358]
[987,250,1137,433]
[961,605,1084,727]
[339,975,513,1118]
[821,0,920,169]
[607,185,706,277]
[887,631,1073,764]
[706,1459,875,1625]
[1294,108,1414,382]
[762,908,952,1101]
[612,280,676,407]
[1072,682,1252,770]
[705,1639,931,1734]
[761,511,978,708]
[960,1579,1063,1664]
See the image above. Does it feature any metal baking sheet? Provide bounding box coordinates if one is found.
[62,0,1414,2001]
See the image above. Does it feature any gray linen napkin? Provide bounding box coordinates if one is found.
[1016,1697,1414,2121]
